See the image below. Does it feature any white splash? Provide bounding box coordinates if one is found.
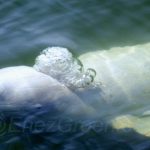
[33,47,96,88]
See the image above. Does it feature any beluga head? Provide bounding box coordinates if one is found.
[33,47,96,88]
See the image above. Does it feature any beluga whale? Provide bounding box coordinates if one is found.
[0,42,150,136]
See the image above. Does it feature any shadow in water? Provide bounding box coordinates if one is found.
[0,109,150,150]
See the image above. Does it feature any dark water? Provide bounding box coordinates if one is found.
[0,0,150,149]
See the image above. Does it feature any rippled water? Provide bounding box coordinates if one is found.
[0,0,150,149]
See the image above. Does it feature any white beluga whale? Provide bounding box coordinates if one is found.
[0,47,97,118]
[0,43,150,136]
[79,42,150,136]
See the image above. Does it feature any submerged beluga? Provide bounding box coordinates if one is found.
[0,43,150,136]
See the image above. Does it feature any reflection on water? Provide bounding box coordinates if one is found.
[0,0,150,149]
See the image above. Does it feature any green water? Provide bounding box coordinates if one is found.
[0,0,150,149]
[0,0,150,67]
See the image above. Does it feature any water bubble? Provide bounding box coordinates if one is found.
[34,47,97,88]
[86,68,96,82]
